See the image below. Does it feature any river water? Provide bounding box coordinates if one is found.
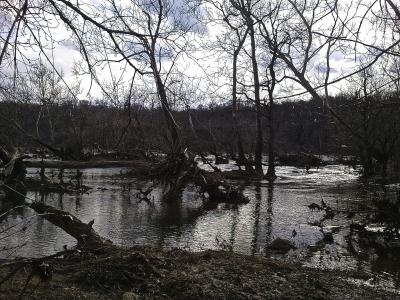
[1,162,400,290]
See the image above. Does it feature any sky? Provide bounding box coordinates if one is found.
[1,0,399,106]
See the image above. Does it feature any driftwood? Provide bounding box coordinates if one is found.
[2,137,249,204]
[194,171,248,204]
[29,202,112,248]
[150,152,249,204]
[1,141,111,249]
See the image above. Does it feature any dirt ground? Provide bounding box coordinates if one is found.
[0,246,399,300]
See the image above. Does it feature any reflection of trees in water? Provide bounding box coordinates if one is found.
[0,189,43,257]
[229,205,239,251]
[251,182,274,255]
[251,183,262,255]
[265,183,274,252]
[57,192,64,209]
[34,191,82,212]
[119,181,206,249]
[343,187,400,287]
[372,188,400,237]
[155,197,205,249]
[156,199,183,249]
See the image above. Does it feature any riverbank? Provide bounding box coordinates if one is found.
[1,246,398,300]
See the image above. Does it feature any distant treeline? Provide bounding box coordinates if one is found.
[1,92,399,179]
[0,97,341,154]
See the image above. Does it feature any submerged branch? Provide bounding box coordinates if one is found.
[29,202,112,248]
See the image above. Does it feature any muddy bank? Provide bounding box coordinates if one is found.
[0,246,398,300]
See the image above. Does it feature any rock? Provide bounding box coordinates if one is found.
[268,238,296,252]
[122,292,140,300]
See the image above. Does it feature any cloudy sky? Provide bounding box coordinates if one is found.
[1,0,398,105]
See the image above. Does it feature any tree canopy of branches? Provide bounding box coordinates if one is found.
[2,0,400,176]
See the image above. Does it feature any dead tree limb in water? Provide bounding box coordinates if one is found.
[29,202,112,248]
[194,170,248,204]
[153,152,249,204]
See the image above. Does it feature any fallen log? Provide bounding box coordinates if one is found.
[150,152,249,204]
[23,153,250,204]
[29,202,112,248]
[194,171,249,204]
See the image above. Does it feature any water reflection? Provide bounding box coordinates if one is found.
[250,182,274,255]
[0,164,399,289]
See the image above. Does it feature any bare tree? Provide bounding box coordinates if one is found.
[252,0,400,176]
[50,0,203,153]
[204,0,255,170]
[1,0,202,154]
[226,0,265,175]
[264,47,278,181]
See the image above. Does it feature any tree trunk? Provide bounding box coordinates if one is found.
[150,55,181,154]
[232,41,249,169]
[249,21,263,175]
[265,54,277,182]
[265,97,276,181]
[46,105,55,144]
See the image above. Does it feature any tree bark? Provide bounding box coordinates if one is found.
[232,31,250,170]
[265,54,277,182]
[30,202,112,248]
[265,97,276,181]
[150,55,181,154]
[248,21,263,175]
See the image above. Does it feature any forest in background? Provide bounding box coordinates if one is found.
[2,1,400,298]
[2,86,400,181]
[2,0,400,183]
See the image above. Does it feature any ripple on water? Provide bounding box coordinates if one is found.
[1,163,399,289]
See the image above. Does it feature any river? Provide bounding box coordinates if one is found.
[1,161,399,291]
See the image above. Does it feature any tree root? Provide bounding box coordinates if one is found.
[151,152,249,204]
